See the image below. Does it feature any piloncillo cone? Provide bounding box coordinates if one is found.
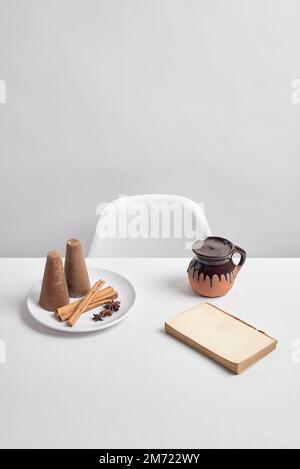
[64,238,90,297]
[39,250,70,311]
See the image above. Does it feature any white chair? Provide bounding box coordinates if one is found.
[88,194,211,258]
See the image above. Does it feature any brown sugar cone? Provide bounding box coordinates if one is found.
[64,238,90,297]
[39,250,70,311]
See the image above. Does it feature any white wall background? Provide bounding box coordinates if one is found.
[0,0,299,257]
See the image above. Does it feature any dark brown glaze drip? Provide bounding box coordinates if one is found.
[187,258,236,287]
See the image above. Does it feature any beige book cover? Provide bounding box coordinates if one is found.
[165,302,277,374]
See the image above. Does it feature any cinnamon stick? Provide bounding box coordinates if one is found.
[67,279,105,326]
[56,286,115,319]
[58,292,118,322]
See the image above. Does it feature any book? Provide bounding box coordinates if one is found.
[165,302,277,374]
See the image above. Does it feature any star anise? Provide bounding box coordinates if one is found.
[92,301,121,321]
[92,311,105,321]
[103,301,121,312]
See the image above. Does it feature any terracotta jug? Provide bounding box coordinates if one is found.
[187,236,246,297]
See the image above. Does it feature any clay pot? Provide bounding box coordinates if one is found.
[187,237,246,297]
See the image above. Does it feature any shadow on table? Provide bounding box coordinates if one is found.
[19,298,121,339]
[160,275,199,297]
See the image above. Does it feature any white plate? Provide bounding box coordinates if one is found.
[27,267,136,333]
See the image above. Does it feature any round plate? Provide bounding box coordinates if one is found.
[27,267,136,333]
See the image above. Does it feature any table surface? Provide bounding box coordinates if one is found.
[0,258,300,449]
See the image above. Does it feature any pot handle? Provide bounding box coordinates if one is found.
[232,245,247,269]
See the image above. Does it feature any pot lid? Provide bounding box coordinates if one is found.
[192,236,234,260]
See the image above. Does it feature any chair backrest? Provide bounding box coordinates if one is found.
[88,194,211,258]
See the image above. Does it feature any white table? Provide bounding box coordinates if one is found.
[0,258,300,449]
